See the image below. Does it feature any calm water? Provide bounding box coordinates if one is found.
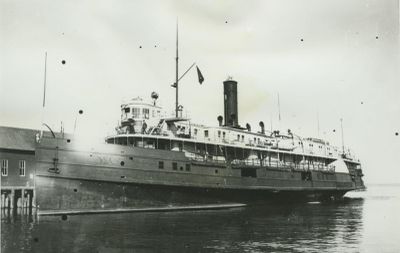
[1,184,399,253]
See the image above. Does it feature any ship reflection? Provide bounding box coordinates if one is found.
[1,198,364,253]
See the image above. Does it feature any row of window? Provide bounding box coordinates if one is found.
[124,107,160,119]
[194,129,262,144]
[158,161,191,172]
[1,159,25,177]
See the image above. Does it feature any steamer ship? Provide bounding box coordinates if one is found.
[31,79,364,213]
[0,32,365,214]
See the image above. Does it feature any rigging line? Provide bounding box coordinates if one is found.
[178,62,196,82]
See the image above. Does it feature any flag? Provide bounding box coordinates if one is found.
[196,66,204,84]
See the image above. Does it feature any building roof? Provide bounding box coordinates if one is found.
[0,126,39,151]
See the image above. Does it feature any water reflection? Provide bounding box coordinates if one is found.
[1,198,366,253]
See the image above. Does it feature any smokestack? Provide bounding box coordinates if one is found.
[217,115,223,126]
[223,79,239,127]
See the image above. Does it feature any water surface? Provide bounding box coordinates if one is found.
[2,184,399,252]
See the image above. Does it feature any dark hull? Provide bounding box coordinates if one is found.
[35,175,349,213]
[31,135,364,213]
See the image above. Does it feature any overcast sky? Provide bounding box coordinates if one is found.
[1,0,399,183]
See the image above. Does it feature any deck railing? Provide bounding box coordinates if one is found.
[185,153,334,172]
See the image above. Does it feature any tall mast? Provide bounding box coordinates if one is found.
[175,21,179,117]
[340,118,345,154]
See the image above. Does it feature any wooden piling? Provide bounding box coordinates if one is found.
[10,189,14,209]
[21,189,25,208]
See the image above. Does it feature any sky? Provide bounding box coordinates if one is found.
[1,0,399,184]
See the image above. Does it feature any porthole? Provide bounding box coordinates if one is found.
[120,161,125,166]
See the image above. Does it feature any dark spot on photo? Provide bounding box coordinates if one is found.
[73,188,78,192]
[376,36,379,39]
[225,21,228,24]
[333,129,336,132]
[139,46,142,48]
[34,237,39,242]
[301,38,304,42]
[361,101,363,105]
[61,214,68,221]
[396,132,399,136]
[79,109,83,114]
[61,60,66,65]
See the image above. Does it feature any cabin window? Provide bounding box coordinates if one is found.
[222,132,226,138]
[237,135,240,141]
[1,159,8,176]
[124,107,130,113]
[218,131,221,138]
[158,161,164,169]
[172,162,178,170]
[194,129,198,135]
[19,160,26,176]
[204,130,209,138]
[152,110,155,117]
[241,135,244,142]
[185,164,191,171]
[241,168,257,178]
[143,108,150,119]
[132,108,140,118]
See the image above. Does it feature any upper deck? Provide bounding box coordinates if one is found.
[108,94,360,166]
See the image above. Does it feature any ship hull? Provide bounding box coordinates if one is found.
[35,174,349,213]
[31,135,364,213]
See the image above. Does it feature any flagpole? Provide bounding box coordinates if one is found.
[175,20,179,118]
[277,92,281,130]
[340,118,345,155]
[40,52,48,138]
